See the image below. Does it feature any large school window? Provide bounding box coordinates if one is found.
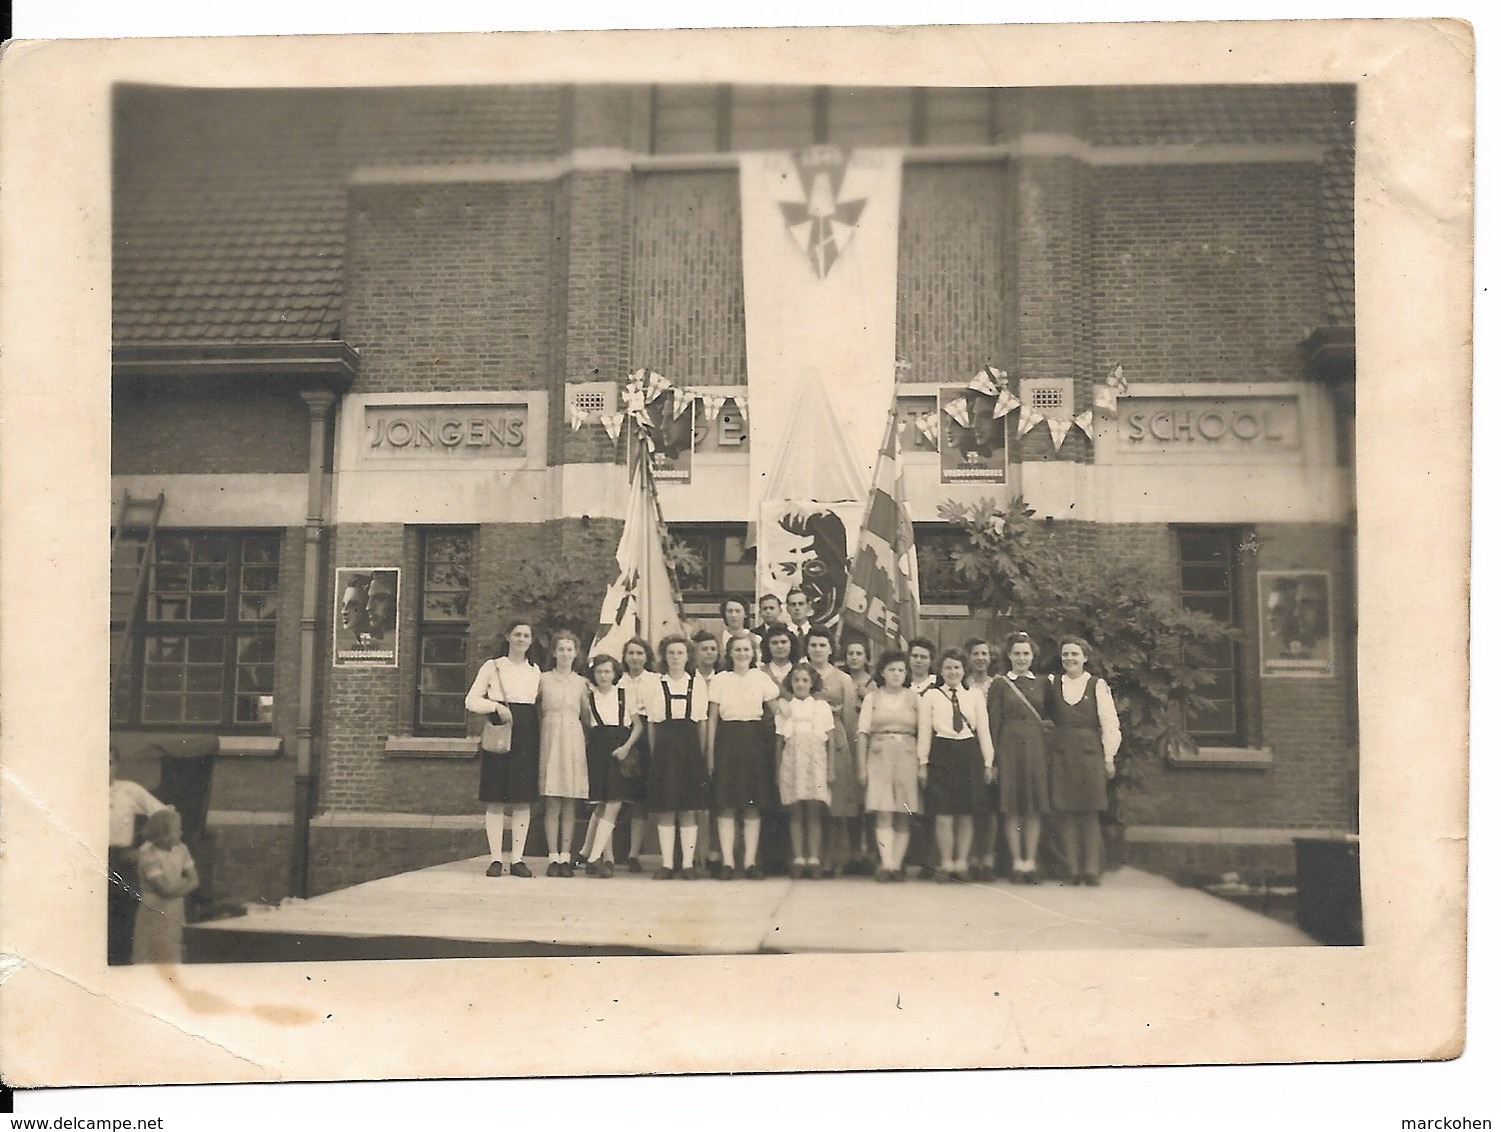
[415,528,473,734]
[1175,526,1249,746]
[113,531,280,729]
[650,86,1002,154]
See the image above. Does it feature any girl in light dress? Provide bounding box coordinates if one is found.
[707,631,781,879]
[803,627,861,877]
[465,621,542,878]
[647,635,711,880]
[581,654,644,878]
[537,630,592,877]
[856,650,923,883]
[775,662,837,879]
[133,807,199,964]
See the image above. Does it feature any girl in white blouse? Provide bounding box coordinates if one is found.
[916,648,996,882]
[465,621,542,879]
[707,632,781,879]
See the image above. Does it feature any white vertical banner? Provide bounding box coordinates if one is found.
[740,147,904,529]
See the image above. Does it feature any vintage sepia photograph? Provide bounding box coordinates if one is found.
[0,19,1473,1089]
[103,75,1361,964]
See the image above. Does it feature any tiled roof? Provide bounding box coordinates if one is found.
[112,84,565,344]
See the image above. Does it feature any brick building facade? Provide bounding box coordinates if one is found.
[110,82,1357,900]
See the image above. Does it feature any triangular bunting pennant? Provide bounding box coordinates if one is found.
[701,393,727,423]
[1047,416,1072,452]
[1073,410,1094,440]
[599,412,624,442]
[1017,406,1045,436]
[993,389,1021,418]
[942,395,972,429]
[914,411,941,447]
[967,368,1001,399]
[569,403,588,431]
[672,387,695,419]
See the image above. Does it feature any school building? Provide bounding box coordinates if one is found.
[110,82,1357,902]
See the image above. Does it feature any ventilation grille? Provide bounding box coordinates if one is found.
[1031,387,1064,412]
[573,390,606,415]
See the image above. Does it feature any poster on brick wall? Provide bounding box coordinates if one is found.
[643,395,694,483]
[1258,570,1333,677]
[334,566,400,667]
[938,385,1008,483]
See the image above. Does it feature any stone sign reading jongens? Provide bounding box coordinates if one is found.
[365,406,528,458]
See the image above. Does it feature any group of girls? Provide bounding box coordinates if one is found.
[463,601,1120,887]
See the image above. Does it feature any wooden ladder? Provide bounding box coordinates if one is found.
[110,491,165,716]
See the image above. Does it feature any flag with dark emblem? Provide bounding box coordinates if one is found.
[592,423,685,659]
[841,402,921,652]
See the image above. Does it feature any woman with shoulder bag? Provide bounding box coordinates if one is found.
[466,621,543,878]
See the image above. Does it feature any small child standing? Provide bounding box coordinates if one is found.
[775,662,837,879]
[132,808,199,965]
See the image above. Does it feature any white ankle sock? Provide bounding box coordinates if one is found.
[679,824,700,869]
[485,809,507,862]
[658,823,678,869]
[743,816,761,867]
[717,816,737,870]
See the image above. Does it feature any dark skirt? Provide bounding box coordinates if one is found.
[478,702,540,804]
[647,718,710,813]
[995,719,1051,817]
[926,735,987,816]
[1050,726,1109,812]
[586,723,635,802]
[713,719,774,810]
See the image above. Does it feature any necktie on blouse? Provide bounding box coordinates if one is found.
[948,687,965,733]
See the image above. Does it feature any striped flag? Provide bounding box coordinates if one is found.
[840,403,921,652]
[592,425,685,660]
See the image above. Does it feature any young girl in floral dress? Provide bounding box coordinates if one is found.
[775,662,837,879]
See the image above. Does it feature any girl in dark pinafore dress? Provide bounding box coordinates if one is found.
[647,635,711,879]
[1049,636,1122,886]
[988,631,1052,884]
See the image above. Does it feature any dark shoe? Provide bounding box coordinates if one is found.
[486,860,505,878]
[893,867,908,882]
[546,862,561,878]
[600,860,615,878]
[789,864,806,880]
[653,866,674,880]
[559,862,575,878]
[717,865,737,881]
[1062,875,1082,886]
[874,868,892,883]
[1083,875,1101,887]
[585,860,606,877]
[1009,868,1025,884]
[745,865,765,880]
[627,857,644,874]
[510,861,532,878]
[1026,871,1043,885]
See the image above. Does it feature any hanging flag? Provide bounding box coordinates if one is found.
[1017,405,1045,436]
[1073,410,1095,440]
[593,427,686,661]
[1047,416,1073,452]
[942,395,973,429]
[842,403,922,653]
[740,146,903,535]
[968,368,1001,399]
[993,389,1021,418]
